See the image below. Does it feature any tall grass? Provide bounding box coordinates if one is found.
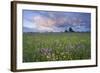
[23,32,91,62]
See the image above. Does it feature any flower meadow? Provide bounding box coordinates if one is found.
[23,32,91,62]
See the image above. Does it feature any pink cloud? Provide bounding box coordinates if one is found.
[32,14,82,32]
[33,15,56,27]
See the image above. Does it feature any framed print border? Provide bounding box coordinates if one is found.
[11,1,98,72]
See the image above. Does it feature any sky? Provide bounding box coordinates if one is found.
[23,10,91,32]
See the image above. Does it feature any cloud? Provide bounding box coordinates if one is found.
[32,14,68,32]
[73,25,90,32]
[23,18,37,29]
[33,15,56,27]
[23,10,91,32]
[37,26,54,32]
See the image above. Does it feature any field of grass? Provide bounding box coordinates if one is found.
[23,32,91,62]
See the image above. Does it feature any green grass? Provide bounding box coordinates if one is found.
[23,32,91,62]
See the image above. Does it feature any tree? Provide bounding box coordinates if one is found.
[65,30,68,32]
[69,27,74,32]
